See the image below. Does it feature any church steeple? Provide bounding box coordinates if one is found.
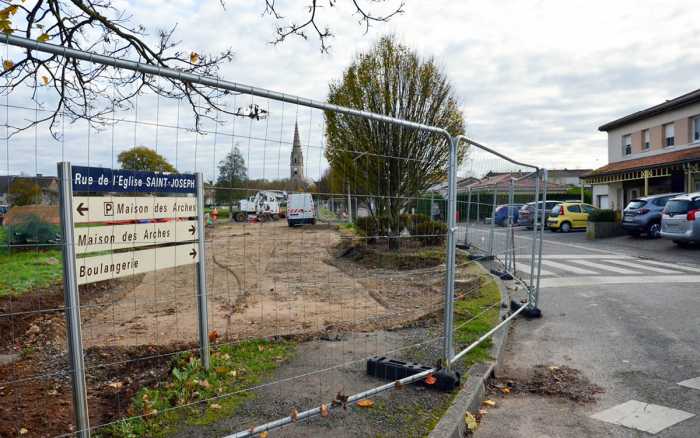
[290,122,304,181]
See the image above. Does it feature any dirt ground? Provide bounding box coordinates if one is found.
[0,220,467,437]
[80,220,448,348]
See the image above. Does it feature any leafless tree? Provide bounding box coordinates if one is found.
[0,0,403,138]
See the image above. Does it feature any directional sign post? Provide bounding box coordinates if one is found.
[57,162,210,437]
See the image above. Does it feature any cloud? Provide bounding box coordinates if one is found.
[2,0,699,183]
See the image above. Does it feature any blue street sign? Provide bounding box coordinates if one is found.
[71,166,196,194]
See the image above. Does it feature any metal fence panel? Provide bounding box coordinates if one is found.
[1,34,544,437]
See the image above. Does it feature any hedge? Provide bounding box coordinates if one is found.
[410,220,448,246]
[588,209,616,223]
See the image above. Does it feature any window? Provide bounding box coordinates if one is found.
[622,134,632,155]
[643,129,651,149]
[693,116,700,143]
[581,205,595,213]
[567,205,581,213]
[664,123,675,147]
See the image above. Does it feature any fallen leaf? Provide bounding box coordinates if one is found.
[320,403,329,417]
[190,52,199,64]
[48,389,58,396]
[37,33,49,43]
[214,366,227,374]
[465,412,478,432]
[548,366,559,371]
[19,427,28,435]
[2,59,13,71]
[108,381,123,390]
[210,403,221,410]
[334,391,349,410]
[482,399,496,407]
[425,374,437,385]
[356,399,374,408]
[198,379,211,389]
[290,408,299,422]
[228,370,238,378]
[260,432,269,438]
[258,344,265,352]
[208,330,220,342]
[500,387,511,394]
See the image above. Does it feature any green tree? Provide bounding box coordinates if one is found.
[325,35,465,243]
[215,146,248,205]
[9,178,42,206]
[118,147,177,173]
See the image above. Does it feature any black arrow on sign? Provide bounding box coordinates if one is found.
[189,248,197,259]
[76,202,88,216]
[188,225,196,235]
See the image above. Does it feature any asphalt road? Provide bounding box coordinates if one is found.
[462,223,700,437]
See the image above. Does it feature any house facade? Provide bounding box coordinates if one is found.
[547,169,592,187]
[583,89,700,210]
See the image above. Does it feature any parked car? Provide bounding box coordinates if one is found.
[622,193,683,238]
[660,192,700,247]
[518,201,561,229]
[493,204,523,226]
[546,202,596,232]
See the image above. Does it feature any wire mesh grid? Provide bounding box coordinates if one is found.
[0,35,545,438]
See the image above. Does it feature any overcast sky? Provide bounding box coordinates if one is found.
[3,0,700,182]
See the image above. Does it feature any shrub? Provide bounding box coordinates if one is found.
[588,209,616,223]
[355,215,404,241]
[7,214,61,245]
[400,213,430,233]
[411,220,448,246]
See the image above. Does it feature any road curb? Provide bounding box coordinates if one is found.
[428,273,512,438]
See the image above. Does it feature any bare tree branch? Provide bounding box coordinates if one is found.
[0,0,403,138]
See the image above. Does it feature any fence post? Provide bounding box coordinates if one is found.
[529,170,541,289]
[195,172,211,369]
[57,162,90,438]
[505,178,515,273]
[488,185,497,260]
[531,169,547,310]
[465,187,472,246]
[442,135,458,365]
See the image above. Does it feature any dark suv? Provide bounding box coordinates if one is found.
[622,193,683,238]
[517,201,561,229]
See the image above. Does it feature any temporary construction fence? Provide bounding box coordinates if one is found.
[0,33,547,437]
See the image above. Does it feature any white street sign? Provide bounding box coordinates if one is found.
[72,196,197,223]
[76,243,199,285]
[74,220,198,254]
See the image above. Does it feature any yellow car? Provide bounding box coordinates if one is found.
[547,202,596,232]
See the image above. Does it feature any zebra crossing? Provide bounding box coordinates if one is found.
[513,254,700,288]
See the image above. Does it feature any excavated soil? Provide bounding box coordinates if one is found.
[80,221,449,347]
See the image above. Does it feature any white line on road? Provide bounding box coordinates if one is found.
[635,258,700,273]
[539,275,700,288]
[605,259,683,274]
[514,254,632,260]
[569,259,640,275]
[540,259,597,275]
[514,262,556,277]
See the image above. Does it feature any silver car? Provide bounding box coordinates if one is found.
[660,192,700,247]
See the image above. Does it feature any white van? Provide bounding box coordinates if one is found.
[287,193,316,226]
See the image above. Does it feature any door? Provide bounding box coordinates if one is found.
[598,195,609,209]
[566,204,585,228]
